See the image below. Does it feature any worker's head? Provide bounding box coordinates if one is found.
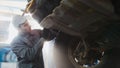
[12,15,31,33]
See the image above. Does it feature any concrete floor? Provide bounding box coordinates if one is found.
[0,62,17,68]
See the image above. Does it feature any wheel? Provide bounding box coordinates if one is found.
[53,32,103,68]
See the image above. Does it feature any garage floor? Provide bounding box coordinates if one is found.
[0,62,17,68]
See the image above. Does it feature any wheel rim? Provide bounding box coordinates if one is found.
[68,41,103,68]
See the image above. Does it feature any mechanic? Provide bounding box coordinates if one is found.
[11,15,44,68]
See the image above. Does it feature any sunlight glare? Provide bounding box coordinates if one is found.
[7,19,18,43]
[25,14,43,30]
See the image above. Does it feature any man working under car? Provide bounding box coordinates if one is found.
[11,15,44,68]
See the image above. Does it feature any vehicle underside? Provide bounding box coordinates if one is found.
[26,0,120,68]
